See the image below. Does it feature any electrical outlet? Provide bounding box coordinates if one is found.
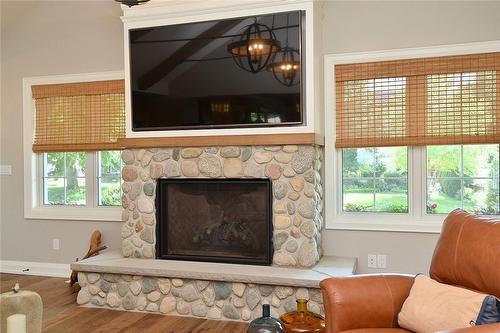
[367,254,377,268]
[377,254,387,268]
[52,238,60,250]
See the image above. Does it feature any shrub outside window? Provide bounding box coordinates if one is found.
[426,144,499,215]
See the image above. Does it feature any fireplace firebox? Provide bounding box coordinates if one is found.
[156,179,273,265]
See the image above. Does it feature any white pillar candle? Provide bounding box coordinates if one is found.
[1,284,42,333]
[6,314,26,333]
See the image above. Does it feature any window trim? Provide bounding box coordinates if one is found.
[324,40,500,233]
[23,72,124,222]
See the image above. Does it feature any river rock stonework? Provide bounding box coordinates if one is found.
[77,272,323,321]
[121,145,323,268]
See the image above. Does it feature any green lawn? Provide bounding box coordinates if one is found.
[427,192,461,213]
[346,191,492,214]
[46,179,121,206]
[343,192,408,212]
[428,191,491,214]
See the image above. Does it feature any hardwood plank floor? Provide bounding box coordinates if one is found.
[0,274,249,333]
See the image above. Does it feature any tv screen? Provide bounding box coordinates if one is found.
[129,11,303,131]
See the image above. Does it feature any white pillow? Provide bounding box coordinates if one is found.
[398,275,499,333]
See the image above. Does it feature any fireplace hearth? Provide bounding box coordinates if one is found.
[156,178,273,265]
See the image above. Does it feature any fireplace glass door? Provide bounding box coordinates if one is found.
[156,179,273,265]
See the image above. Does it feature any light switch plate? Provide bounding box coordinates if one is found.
[0,165,12,175]
[377,254,387,268]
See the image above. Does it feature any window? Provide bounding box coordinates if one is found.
[43,152,86,205]
[41,151,123,207]
[325,43,500,232]
[23,72,125,221]
[340,144,499,217]
[342,147,408,213]
[427,145,499,215]
[97,151,123,206]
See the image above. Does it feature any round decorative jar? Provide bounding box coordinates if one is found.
[280,299,325,333]
[247,303,285,333]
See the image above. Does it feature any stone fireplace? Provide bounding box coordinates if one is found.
[156,178,273,265]
[72,144,347,322]
[120,145,323,268]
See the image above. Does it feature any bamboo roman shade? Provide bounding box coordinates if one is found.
[335,52,500,148]
[31,80,125,152]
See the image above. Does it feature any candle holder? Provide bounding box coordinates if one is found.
[0,283,43,333]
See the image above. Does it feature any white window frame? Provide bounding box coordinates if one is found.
[324,40,500,233]
[23,71,124,221]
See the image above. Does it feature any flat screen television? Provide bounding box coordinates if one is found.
[129,11,303,131]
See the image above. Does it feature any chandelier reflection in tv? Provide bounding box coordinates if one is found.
[227,18,281,74]
[227,14,301,86]
[267,14,300,87]
[267,46,300,86]
[177,15,300,79]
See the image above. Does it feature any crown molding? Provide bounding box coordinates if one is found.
[120,0,313,23]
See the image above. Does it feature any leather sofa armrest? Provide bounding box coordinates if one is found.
[437,323,500,333]
[319,274,415,333]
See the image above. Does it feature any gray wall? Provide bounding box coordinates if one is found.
[0,1,124,263]
[1,1,500,274]
[320,0,500,274]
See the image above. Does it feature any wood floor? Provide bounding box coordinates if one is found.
[0,274,249,333]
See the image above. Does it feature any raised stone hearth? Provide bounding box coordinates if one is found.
[73,252,356,321]
[121,145,323,268]
[77,272,324,320]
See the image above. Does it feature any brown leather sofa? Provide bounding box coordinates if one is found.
[320,209,500,333]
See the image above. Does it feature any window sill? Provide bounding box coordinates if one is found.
[326,213,446,233]
[327,222,442,233]
[24,206,122,222]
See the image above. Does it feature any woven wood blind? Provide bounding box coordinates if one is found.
[32,80,125,152]
[335,52,500,148]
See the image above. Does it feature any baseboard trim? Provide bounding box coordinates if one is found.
[0,260,71,278]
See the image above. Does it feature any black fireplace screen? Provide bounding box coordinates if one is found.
[156,179,273,265]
